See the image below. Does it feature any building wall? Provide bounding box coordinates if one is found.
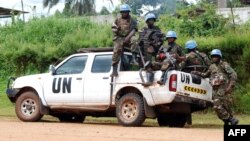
[217,7,250,23]
[88,15,115,25]
[218,0,227,8]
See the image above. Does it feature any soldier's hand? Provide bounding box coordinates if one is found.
[225,81,233,94]
[171,54,179,60]
[225,86,232,94]
[124,37,130,44]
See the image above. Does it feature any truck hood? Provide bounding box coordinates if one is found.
[13,73,50,88]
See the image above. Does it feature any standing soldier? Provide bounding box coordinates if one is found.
[110,4,138,77]
[182,40,211,73]
[192,49,239,125]
[138,13,164,86]
[157,31,185,85]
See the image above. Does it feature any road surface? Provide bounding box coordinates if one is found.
[0,117,223,141]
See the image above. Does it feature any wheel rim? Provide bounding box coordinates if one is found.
[21,98,37,116]
[121,100,137,121]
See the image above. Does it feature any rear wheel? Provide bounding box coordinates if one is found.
[157,113,187,127]
[116,93,146,126]
[157,114,171,126]
[15,91,43,122]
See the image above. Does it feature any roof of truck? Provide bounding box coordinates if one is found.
[77,47,131,53]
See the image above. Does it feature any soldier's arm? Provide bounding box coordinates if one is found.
[131,18,138,32]
[111,18,119,33]
[176,46,186,62]
[124,18,137,43]
[224,62,237,86]
[192,66,211,77]
[201,53,211,66]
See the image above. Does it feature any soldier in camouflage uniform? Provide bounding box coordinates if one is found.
[157,31,185,85]
[138,13,164,86]
[110,4,138,77]
[192,49,239,125]
[182,40,211,73]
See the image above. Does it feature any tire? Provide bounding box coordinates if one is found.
[116,93,146,126]
[157,114,186,128]
[15,91,43,122]
[58,114,85,123]
[157,114,171,126]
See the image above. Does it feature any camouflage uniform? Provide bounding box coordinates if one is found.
[112,15,137,66]
[138,26,163,69]
[182,51,211,73]
[159,43,185,71]
[198,61,237,122]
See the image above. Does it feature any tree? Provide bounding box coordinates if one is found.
[43,0,60,13]
[119,0,190,15]
[120,0,165,14]
[99,7,110,15]
[43,0,95,16]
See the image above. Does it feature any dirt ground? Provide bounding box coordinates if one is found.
[0,118,223,141]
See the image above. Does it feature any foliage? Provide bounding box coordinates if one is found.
[0,16,112,76]
[43,0,95,16]
[120,0,189,15]
[99,7,110,15]
[121,0,165,14]
[157,4,228,37]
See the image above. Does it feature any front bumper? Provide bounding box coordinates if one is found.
[6,77,18,99]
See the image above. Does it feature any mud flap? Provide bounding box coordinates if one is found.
[39,99,49,115]
[143,98,156,118]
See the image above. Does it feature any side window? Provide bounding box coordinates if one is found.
[56,56,88,75]
[91,55,112,73]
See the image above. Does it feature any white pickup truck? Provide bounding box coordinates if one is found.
[6,48,212,127]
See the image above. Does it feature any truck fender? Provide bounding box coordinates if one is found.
[14,81,48,106]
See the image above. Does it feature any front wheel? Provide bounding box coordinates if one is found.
[15,91,43,122]
[116,93,146,126]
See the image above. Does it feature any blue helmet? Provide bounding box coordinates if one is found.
[166,31,177,38]
[211,49,222,57]
[120,4,131,12]
[145,13,156,22]
[185,40,197,49]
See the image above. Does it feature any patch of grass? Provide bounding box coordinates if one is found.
[0,81,15,117]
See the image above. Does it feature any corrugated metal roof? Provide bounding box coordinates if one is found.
[0,6,29,18]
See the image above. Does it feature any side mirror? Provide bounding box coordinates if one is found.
[49,65,56,75]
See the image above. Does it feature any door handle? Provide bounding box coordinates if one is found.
[102,77,109,79]
[76,78,82,80]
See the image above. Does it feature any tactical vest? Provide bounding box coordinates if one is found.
[142,28,155,45]
[141,27,162,46]
[140,27,163,54]
[210,62,229,86]
[117,17,132,37]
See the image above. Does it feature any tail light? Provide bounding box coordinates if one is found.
[169,74,177,92]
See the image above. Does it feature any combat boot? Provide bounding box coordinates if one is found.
[143,72,154,87]
[229,117,239,125]
[157,71,166,85]
[223,119,229,125]
[130,53,138,65]
[110,64,118,77]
